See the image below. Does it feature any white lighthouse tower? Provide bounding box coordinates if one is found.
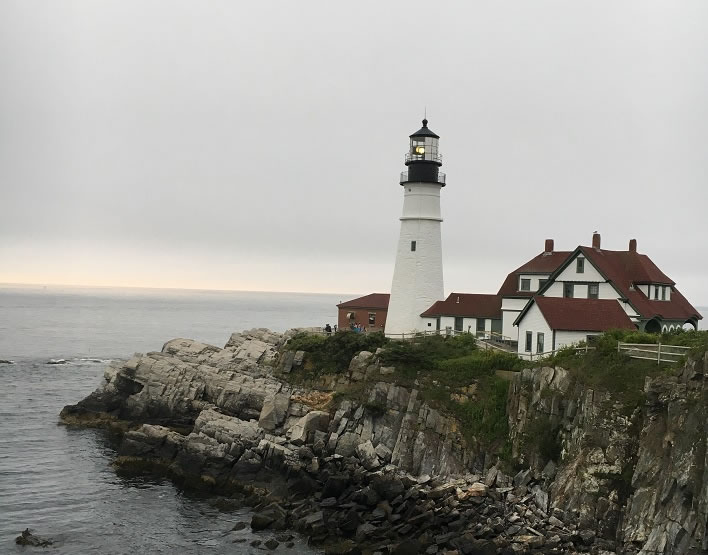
[385,119,446,336]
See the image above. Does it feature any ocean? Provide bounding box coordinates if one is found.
[0,285,345,554]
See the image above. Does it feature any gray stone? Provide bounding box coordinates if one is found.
[335,432,360,457]
[355,440,380,470]
[375,442,393,463]
[288,411,330,445]
[258,393,290,431]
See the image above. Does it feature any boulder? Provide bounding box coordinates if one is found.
[288,411,330,445]
[375,442,393,463]
[15,529,53,547]
[258,393,290,431]
[355,440,380,470]
[335,432,360,457]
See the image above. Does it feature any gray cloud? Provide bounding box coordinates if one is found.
[1,1,707,302]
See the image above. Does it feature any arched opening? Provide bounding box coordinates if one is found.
[644,318,661,333]
[662,325,668,333]
[683,319,698,331]
[668,325,675,332]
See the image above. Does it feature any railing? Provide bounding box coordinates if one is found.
[618,342,691,364]
[384,328,474,340]
[404,152,443,164]
[522,345,596,361]
[400,171,446,185]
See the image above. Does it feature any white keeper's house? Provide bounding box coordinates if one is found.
[337,118,703,356]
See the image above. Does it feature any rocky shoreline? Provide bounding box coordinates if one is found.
[60,329,708,554]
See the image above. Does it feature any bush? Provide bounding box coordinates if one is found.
[378,334,478,377]
[444,375,510,446]
[286,331,388,374]
[436,350,526,386]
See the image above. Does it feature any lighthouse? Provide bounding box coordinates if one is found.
[385,119,446,336]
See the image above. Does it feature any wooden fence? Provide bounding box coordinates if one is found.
[617,342,691,364]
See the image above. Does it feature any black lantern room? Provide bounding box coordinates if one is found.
[400,119,446,186]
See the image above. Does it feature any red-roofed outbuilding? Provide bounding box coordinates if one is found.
[336,294,390,331]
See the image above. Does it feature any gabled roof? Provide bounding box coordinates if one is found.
[517,297,635,331]
[421,293,502,318]
[337,293,390,310]
[497,251,572,297]
[538,247,702,322]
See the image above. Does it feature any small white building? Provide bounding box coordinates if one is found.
[420,293,502,336]
[515,296,635,359]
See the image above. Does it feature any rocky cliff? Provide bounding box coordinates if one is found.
[61,329,708,554]
[506,353,708,555]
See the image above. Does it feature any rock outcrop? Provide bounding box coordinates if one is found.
[61,327,708,554]
[506,353,708,555]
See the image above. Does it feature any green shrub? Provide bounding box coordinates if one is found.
[436,350,526,386]
[378,334,478,377]
[443,375,510,446]
[286,331,388,374]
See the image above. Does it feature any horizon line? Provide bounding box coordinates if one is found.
[0,281,364,298]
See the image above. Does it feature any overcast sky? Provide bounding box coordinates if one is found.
[1,1,707,304]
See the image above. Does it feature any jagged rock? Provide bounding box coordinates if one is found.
[288,411,330,445]
[15,529,53,547]
[335,432,360,457]
[375,442,393,463]
[264,538,279,550]
[355,440,380,470]
[391,538,421,555]
[259,393,290,431]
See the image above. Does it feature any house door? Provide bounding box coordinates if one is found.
[454,317,463,332]
[436,317,441,331]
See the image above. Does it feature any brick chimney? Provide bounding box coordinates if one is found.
[544,239,554,254]
[629,238,637,252]
[592,232,601,250]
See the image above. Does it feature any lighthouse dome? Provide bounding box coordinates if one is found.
[409,118,439,139]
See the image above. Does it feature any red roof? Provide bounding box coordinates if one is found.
[533,297,635,331]
[497,251,572,297]
[337,293,390,309]
[421,293,502,318]
[578,247,701,322]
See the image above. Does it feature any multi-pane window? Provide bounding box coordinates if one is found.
[662,286,666,301]
[588,283,599,299]
[576,258,585,273]
[411,241,416,252]
[538,279,548,290]
[537,332,545,354]
[520,278,531,291]
[525,331,532,352]
[454,317,463,332]
[368,313,376,325]
[476,318,486,332]
[564,283,574,298]
[654,286,659,300]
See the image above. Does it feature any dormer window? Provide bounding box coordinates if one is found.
[576,258,585,273]
[520,278,531,291]
[662,286,666,301]
[654,286,659,300]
